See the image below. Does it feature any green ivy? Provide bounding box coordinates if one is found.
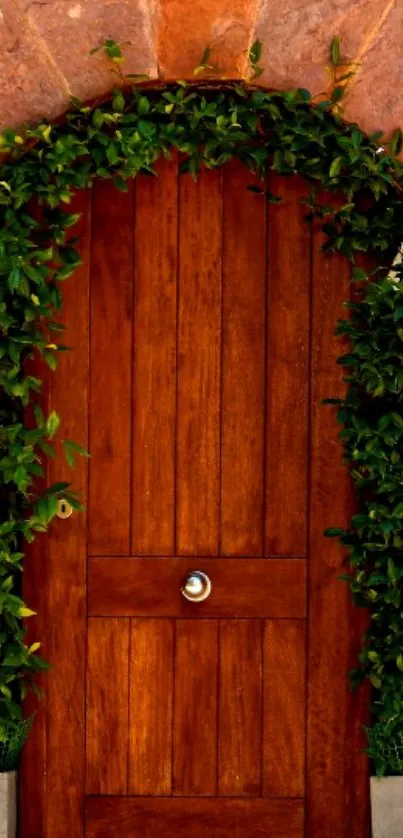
[1,38,403,772]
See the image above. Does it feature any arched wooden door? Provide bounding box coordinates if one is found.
[20,158,369,838]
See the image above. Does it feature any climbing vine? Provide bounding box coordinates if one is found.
[1,38,403,773]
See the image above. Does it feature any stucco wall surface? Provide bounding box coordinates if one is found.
[0,0,401,136]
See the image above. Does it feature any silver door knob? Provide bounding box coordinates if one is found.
[181,571,212,602]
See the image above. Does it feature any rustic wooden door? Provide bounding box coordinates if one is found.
[20,158,369,838]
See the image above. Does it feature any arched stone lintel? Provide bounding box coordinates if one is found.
[0,0,401,137]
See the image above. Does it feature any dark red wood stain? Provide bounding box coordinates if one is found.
[265,174,310,556]
[21,167,370,838]
[176,169,222,555]
[88,179,134,556]
[129,618,174,794]
[220,160,266,556]
[86,797,304,838]
[86,618,130,794]
[88,557,307,618]
[132,158,178,555]
[21,190,90,838]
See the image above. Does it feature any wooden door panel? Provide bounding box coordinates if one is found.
[218,620,262,796]
[88,180,134,556]
[177,169,222,555]
[262,620,306,797]
[88,557,307,618]
[265,175,311,557]
[307,220,367,837]
[173,619,218,795]
[132,160,178,556]
[86,619,130,795]
[220,161,266,557]
[86,798,305,838]
[22,164,370,838]
[85,617,306,801]
[129,619,174,795]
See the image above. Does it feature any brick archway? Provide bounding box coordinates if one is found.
[0,0,401,137]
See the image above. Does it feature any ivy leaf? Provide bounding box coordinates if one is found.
[18,607,36,619]
[329,156,343,177]
[331,86,344,104]
[112,89,125,113]
[390,128,402,157]
[325,527,346,537]
[106,142,120,165]
[249,39,262,65]
[331,36,341,66]
[92,109,104,130]
[193,46,214,75]
[351,267,368,283]
[62,439,89,468]
[45,481,70,495]
[46,410,60,438]
[199,46,211,66]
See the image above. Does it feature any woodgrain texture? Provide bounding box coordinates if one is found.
[86,619,130,794]
[220,160,266,556]
[265,174,310,556]
[262,620,306,797]
[88,557,307,618]
[44,190,89,838]
[20,206,52,838]
[132,158,178,555]
[21,191,90,838]
[86,797,304,838]
[218,620,262,796]
[21,170,373,838]
[176,169,222,555]
[173,620,218,795]
[307,213,365,838]
[88,179,134,556]
[129,619,174,795]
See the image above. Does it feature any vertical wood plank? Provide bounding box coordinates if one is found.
[218,620,262,796]
[343,254,373,837]
[86,618,130,795]
[88,180,134,556]
[262,620,306,797]
[307,220,358,838]
[176,170,222,555]
[20,214,53,838]
[220,161,266,556]
[44,191,89,838]
[173,620,218,795]
[129,618,174,795]
[132,158,178,555]
[265,174,310,556]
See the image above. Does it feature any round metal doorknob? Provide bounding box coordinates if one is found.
[181,571,212,602]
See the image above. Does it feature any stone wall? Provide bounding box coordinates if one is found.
[0,0,401,136]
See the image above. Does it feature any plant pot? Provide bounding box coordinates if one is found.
[0,772,16,838]
[371,776,403,838]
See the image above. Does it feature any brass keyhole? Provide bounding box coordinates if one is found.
[56,499,73,519]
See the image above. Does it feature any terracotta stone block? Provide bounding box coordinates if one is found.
[343,0,403,138]
[254,0,393,95]
[0,0,68,131]
[0,0,400,139]
[20,0,158,102]
[157,0,258,79]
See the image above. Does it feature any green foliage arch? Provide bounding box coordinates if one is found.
[1,43,403,774]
